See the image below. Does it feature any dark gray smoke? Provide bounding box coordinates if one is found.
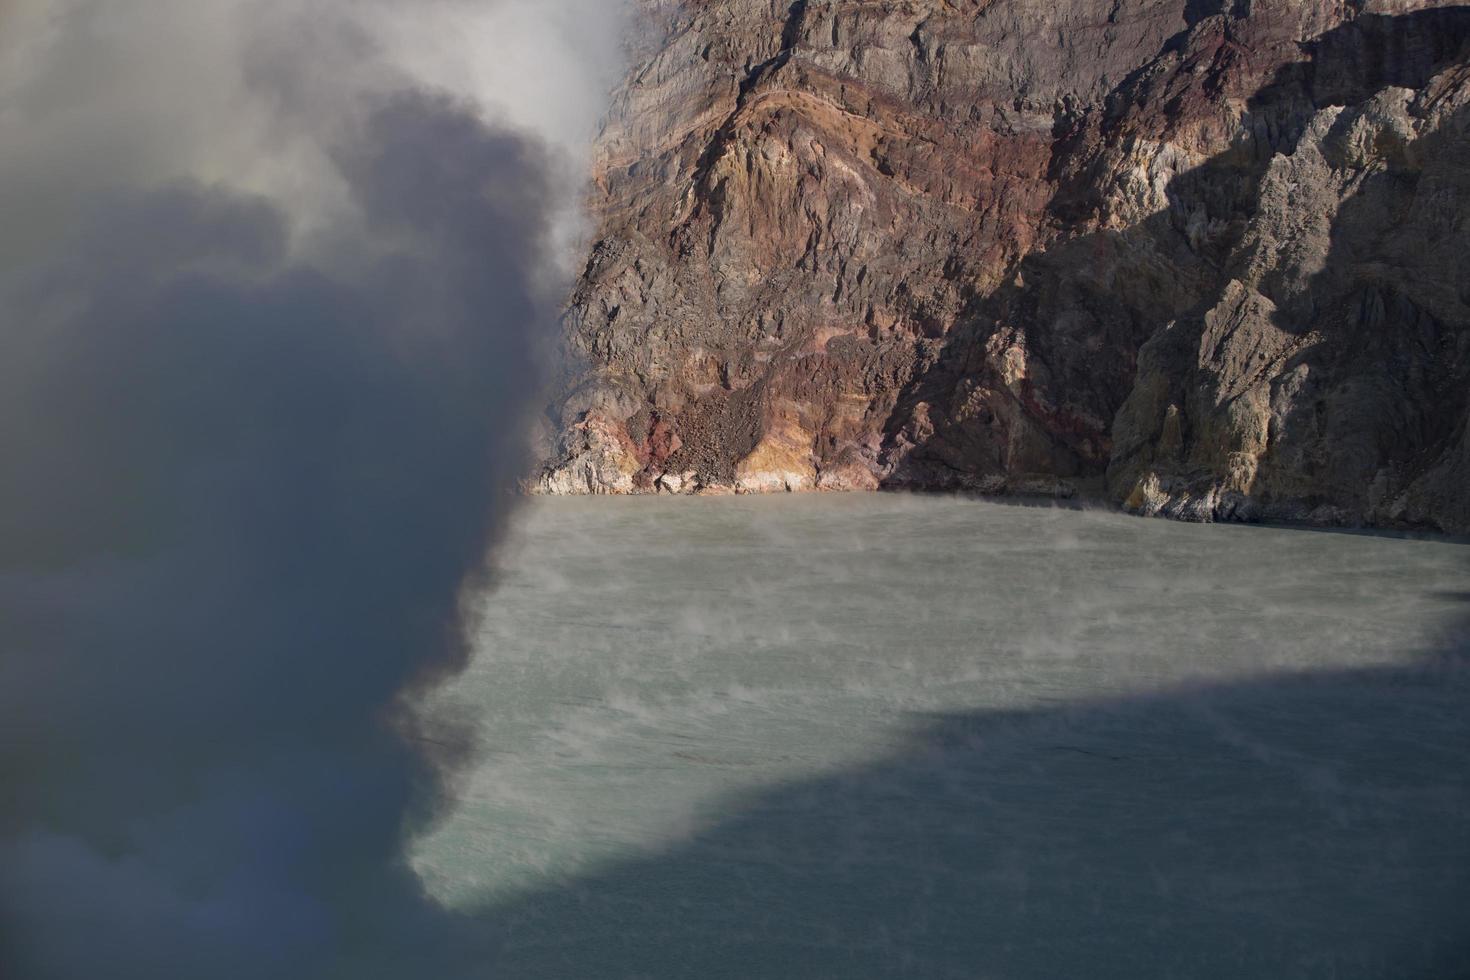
[0,2,623,976]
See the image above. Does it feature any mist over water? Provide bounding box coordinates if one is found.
[416,494,1470,978]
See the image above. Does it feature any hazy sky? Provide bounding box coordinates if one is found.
[0,2,628,976]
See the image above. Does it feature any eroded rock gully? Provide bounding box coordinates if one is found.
[535,0,1470,533]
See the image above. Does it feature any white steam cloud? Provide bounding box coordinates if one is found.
[0,0,626,268]
[0,2,626,977]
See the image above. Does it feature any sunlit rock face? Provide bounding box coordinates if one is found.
[536,0,1470,533]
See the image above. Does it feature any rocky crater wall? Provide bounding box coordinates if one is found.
[536,0,1470,534]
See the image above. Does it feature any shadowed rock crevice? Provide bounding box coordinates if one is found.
[882,7,1470,530]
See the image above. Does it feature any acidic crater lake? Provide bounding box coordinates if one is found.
[411,494,1470,979]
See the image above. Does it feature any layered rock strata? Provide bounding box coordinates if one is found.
[537,0,1470,533]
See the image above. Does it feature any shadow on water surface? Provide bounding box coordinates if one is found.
[463,623,1470,979]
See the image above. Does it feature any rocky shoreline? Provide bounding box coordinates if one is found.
[527,474,1468,536]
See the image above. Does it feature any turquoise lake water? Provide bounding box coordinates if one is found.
[412,495,1470,978]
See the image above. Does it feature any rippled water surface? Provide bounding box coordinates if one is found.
[412,495,1470,978]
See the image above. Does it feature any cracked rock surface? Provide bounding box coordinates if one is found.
[536,0,1470,533]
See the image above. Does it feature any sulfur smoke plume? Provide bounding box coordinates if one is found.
[0,2,625,976]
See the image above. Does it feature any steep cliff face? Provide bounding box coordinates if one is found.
[537,0,1470,533]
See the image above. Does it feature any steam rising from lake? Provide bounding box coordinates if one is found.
[416,495,1470,977]
[0,2,625,977]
